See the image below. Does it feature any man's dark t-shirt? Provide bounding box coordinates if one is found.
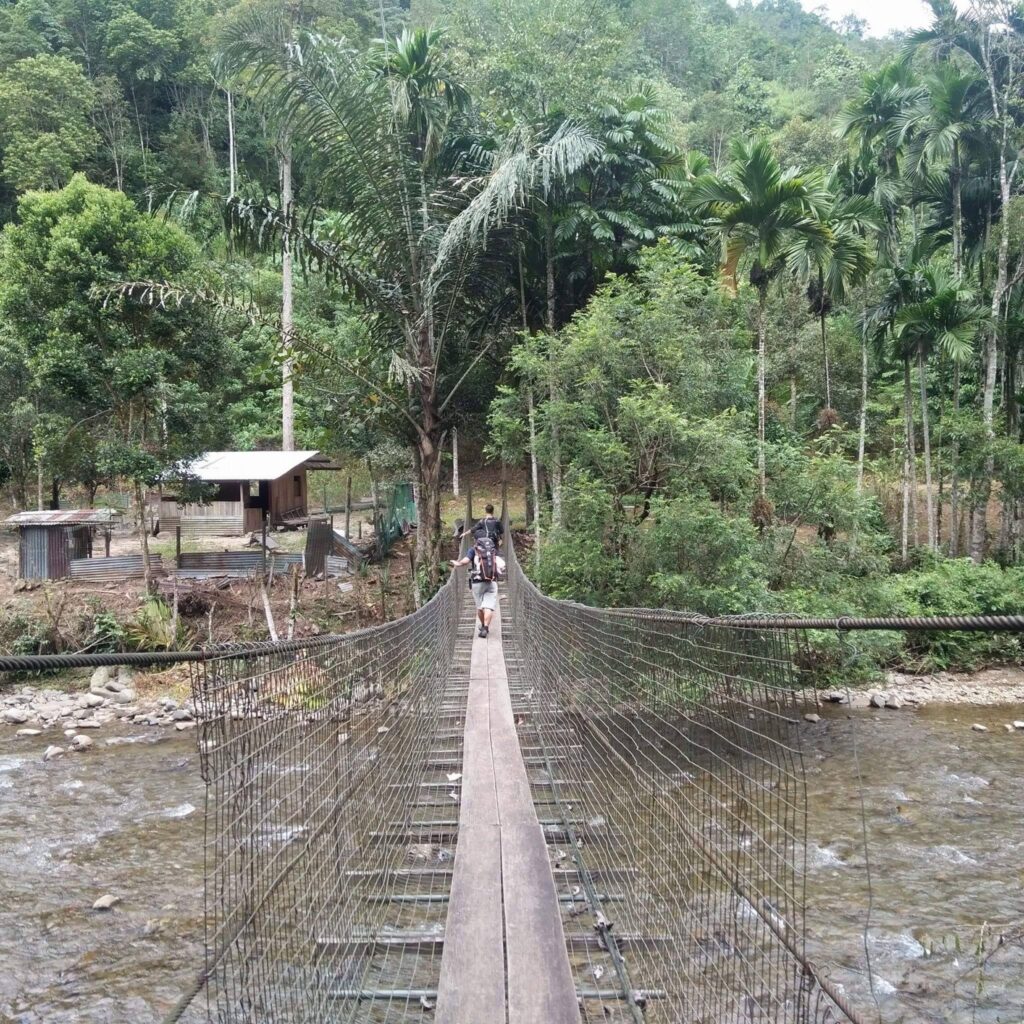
[473,515,504,546]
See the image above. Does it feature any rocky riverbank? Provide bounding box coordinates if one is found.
[0,666,195,759]
[814,665,1024,709]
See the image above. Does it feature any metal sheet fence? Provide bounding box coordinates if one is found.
[188,571,463,1023]
[503,537,854,1023]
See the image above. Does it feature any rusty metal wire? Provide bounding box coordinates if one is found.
[502,535,858,1024]
[187,571,465,1023]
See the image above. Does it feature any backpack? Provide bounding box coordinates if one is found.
[473,536,498,583]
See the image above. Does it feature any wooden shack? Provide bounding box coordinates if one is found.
[160,450,340,538]
[5,509,123,581]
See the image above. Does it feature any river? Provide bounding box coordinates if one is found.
[0,705,1021,1022]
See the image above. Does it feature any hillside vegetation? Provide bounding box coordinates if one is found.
[0,0,1022,675]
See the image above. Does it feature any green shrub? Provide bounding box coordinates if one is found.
[881,558,1024,670]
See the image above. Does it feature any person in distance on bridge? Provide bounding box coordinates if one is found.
[450,532,501,639]
[470,503,503,549]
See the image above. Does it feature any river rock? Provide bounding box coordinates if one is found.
[76,719,101,729]
[884,695,903,710]
[3,708,30,724]
[92,893,120,911]
[113,689,136,704]
[174,721,195,732]
[16,727,42,737]
[971,723,988,732]
[823,691,847,704]
[160,698,179,712]
[73,708,90,720]
[171,708,192,721]
[1013,721,1024,730]
[90,666,112,688]
[803,713,821,723]
[43,745,65,761]
[71,734,94,751]
[869,693,886,709]
[83,693,106,709]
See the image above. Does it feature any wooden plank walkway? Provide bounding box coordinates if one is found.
[436,598,581,1024]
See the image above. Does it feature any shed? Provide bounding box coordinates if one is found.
[161,450,342,537]
[5,509,124,581]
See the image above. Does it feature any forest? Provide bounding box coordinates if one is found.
[0,0,1022,674]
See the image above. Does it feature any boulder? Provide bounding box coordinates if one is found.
[84,693,105,709]
[171,708,192,722]
[803,713,821,724]
[1013,721,1024,730]
[70,735,94,751]
[16,727,42,737]
[884,695,903,710]
[113,689,136,704]
[3,708,30,725]
[971,723,988,732]
[89,666,112,689]
[92,893,120,911]
[174,721,196,732]
[869,693,886,709]
[42,745,65,761]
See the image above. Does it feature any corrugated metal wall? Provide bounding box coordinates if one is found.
[19,527,50,580]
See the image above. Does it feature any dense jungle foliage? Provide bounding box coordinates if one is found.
[0,0,1022,673]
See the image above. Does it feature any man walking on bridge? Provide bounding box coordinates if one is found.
[450,536,500,639]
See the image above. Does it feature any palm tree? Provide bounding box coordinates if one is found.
[893,264,982,551]
[896,63,990,553]
[837,62,924,253]
[213,21,512,582]
[898,64,990,281]
[788,175,879,414]
[688,138,828,502]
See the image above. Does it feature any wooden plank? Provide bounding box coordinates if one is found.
[437,600,581,1024]
[487,605,582,1024]
[435,618,504,1024]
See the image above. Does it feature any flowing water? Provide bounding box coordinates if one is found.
[0,705,1022,1022]
[0,729,205,1024]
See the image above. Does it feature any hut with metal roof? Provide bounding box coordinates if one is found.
[160,450,341,537]
[5,509,123,581]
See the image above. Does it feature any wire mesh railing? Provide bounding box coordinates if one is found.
[185,568,464,1023]
[502,534,856,1023]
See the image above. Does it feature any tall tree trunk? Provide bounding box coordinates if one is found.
[518,244,543,560]
[901,357,918,559]
[857,308,868,494]
[972,38,1014,563]
[821,310,832,411]
[527,388,542,563]
[451,426,459,497]
[757,288,767,498]
[819,268,832,410]
[790,374,797,429]
[917,347,936,550]
[545,219,562,529]
[280,142,295,451]
[952,142,963,283]
[416,430,444,588]
[36,459,43,512]
[949,362,961,556]
[135,479,153,594]
[226,90,237,197]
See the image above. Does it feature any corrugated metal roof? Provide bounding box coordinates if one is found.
[183,450,321,482]
[5,509,123,527]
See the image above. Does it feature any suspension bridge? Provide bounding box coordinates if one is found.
[177,518,867,1024]
[2,508,1022,1023]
